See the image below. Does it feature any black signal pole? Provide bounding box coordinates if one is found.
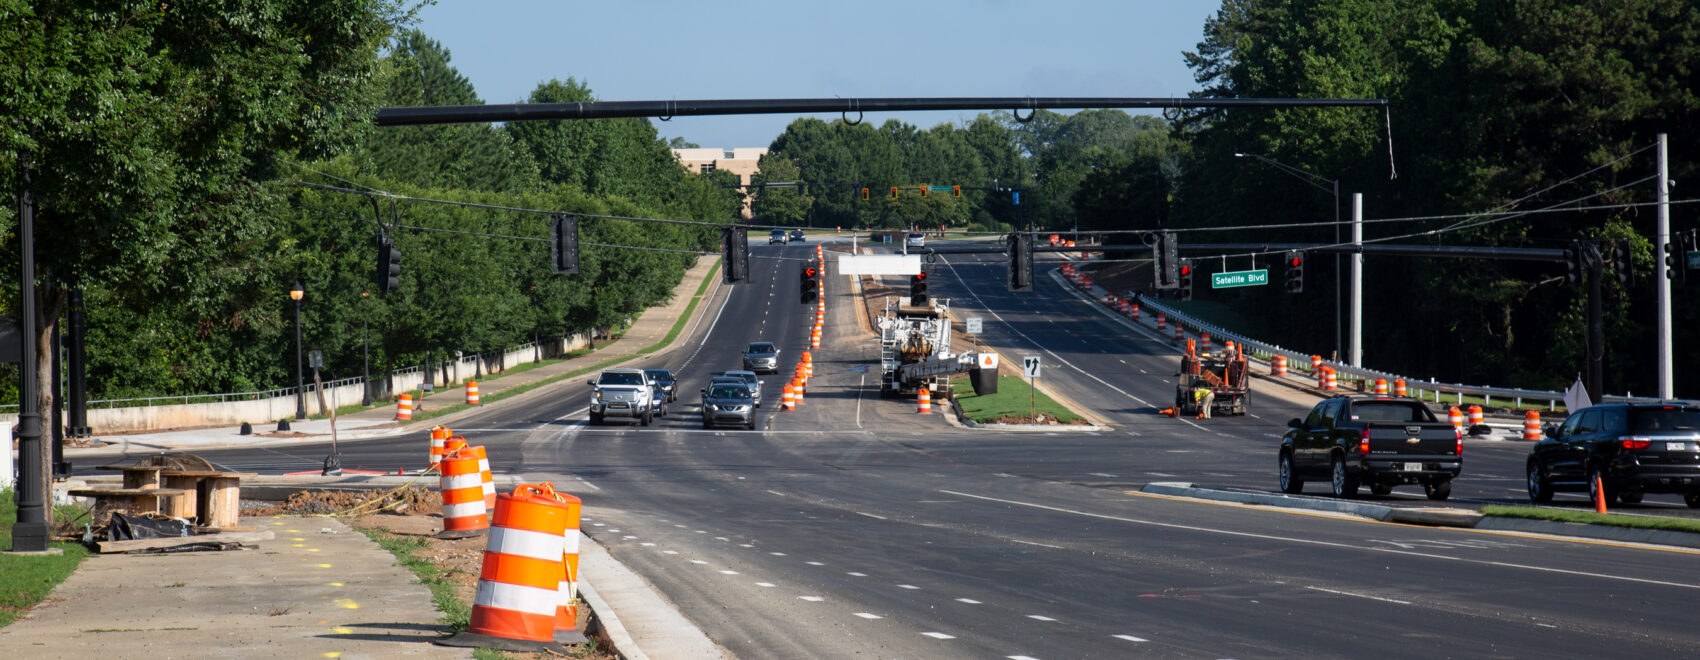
[11,155,48,553]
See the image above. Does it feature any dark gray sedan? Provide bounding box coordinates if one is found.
[742,341,779,374]
[701,382,756,429]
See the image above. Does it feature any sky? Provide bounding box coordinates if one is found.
[410,0,1224,149]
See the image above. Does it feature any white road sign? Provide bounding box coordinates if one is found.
[1022,356,1041,378]
[966,317,983,334]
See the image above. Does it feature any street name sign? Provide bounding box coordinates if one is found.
[1211,269,1268,289]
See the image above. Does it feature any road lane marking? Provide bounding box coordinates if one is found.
[799,596,824,602]
[1027,614,1059,622]
[1113,634,1149,642]
[943,489,1700,589]
[921,632,956,639]
[1013,539,1063,549]
[898,584,921,590]
[855,612,882,619]
[1306,585,1412,605]
[857,512,887,520]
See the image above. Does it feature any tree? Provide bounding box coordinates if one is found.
[750,153,813,226]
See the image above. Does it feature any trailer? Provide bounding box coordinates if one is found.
[1175,338,1249,416]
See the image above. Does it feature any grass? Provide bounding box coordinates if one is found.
[0,488,92,629]
[949,375,1084,424]
[1480,505,1700,534]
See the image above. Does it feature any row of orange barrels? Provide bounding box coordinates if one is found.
[392,381,483,421]
[428,426,588,652]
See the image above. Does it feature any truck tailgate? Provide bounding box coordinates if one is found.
[1365,424,1458,456]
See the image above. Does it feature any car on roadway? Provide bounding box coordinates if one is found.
[905,232,925,248]
[644,368,678,403]
[1527,402,1700,507]
[742,341,780,374]
[701,381,757,430]
[587,368,658,426]
[789,229,806,242]
[1279,396,1462,500]
[714,370,764,408]
[768,229,788,245]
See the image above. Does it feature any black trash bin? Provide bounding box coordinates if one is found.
[969,368,999,396]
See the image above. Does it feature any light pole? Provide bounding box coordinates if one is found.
[360,291,371,406]
[290,280,305,420]
[1234,153,1342,361]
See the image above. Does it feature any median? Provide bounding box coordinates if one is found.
[948,374,1085,425]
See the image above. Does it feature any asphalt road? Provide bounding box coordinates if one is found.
[106,237,1700,658]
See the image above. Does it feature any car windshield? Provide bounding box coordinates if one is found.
[644,370,672,381]
[1630,408,1700,433]
[1350,401,1436,423]
[770,230,786,237]
[709,386,750,399]
[599,372,644,386]
[746,343,775,354]
[731,373,758,384]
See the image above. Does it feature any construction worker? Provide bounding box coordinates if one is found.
[1193,387,1214,419]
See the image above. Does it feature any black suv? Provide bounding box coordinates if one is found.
[1527,403,1700,507]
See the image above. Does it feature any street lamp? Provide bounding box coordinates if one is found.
[360,291,371,406]
[290,280,305,420]
[1234,152,1343,362]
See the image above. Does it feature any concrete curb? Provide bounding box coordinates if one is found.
[1474,516,1700,549]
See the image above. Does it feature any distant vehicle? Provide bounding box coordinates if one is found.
[701,381,756,430]
[769,229,788,245]
[1527,402,1700,507]
[644,368,678,403]
[716,370,764,408]
[1174,339,1249,417]
[742,341,780,374]
[1279,396,1463,500]
[587,368,658,426]
[905,232,925,248]
[789,229,806,242]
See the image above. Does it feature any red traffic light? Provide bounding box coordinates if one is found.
[804,267,817,278]
[915,272,926,280]
[1179,265,1191,276]
[1289,256,1303,267]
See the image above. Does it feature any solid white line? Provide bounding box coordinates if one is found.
[1012,539,1064,549]
[855,612,882,619]
[856,511,887,520]
[856,373,865,429]
[1306,585,1412,605]
[937,488,1700,591]
[1113,634,1149,642]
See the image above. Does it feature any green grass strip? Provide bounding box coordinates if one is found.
[949,375,1083,424]
[0,489,92,629]
[1480,504,1700,534]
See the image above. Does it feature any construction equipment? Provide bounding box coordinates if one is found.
[1175,338,1250,417]
[877,298,980,398]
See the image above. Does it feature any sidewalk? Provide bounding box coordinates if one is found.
[7,255,729,659]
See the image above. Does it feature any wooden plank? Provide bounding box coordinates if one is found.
[95,530,275,554]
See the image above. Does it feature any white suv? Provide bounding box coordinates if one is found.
[588,368,659,425]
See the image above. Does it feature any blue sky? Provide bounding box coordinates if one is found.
[410,0,1224,148]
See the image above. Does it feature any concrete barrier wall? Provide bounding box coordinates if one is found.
[0,331,599,435]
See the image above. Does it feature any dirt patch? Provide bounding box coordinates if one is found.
[987,413,1089,425]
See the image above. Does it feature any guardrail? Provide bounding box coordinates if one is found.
[1054,267,1678,412]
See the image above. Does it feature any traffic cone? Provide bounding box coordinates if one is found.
[780,383,795,410]
[429,425,451,470]
[437,448,488,539]
[437,483,576,654]
[917,387,932,414]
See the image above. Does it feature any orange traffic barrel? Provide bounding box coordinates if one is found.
[1448,406,1464,429]
[1157,314,1166,329]
[791,377,804,404]
[917,386,932,414]
[555,493,587,643]
[1173,323,1184,342]
[1130,303,1140,318]
[437,449,488,539]
[438,483,575,653]
[1374,378,1388,395]
[1324,368,1338,391]
[395,393,414,421]
[430,425,451,469]
[1272,356,1288,376]
[1310,355,1322,372]
[780,383,796,410]
[466,380,481,405]
[1394,378,1408,397]
[811,328,822,349]
[1523,410,1542,441]
[473,444,496,511]
[1201,333,1212,352]
[1468,405,1484,427]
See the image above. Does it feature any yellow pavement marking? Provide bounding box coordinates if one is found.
[315,563,333,568]
[325,582,344,587]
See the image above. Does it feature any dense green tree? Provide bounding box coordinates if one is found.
[750,153,813,226]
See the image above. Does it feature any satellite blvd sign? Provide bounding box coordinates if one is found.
[1211,269,1269,289]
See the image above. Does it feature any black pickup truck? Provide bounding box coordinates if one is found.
[1279,395,1464,500]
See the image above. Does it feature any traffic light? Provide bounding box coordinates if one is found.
[1177,258,1194,301]
[909,271,929,306]
[375,234,401,295]
[1564,243,1582,285]
[861,187,870,201]
[801,264,820,304]
[952,185,961,198]
[1008,233,1033,292]
[1666,236,1689,282]
[550,214,579,274]
[1155,232,1179,288]
[920,185,928,198]
[1612,239,1631,286]
[721,226,750,283]
[890,187,898,199]
[1284,251,1305,293]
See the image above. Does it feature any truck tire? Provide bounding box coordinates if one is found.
[1330,455,1359,498]
[1424,478,1452,501]
[641,409,653,426]
[1278,451,1304,494]
[1527,460,1554,503]
[589,412,603,425]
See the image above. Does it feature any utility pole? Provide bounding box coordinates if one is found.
[1656,133,1672,399]
[1587,241,1604,403]
[1350,193,1363,368]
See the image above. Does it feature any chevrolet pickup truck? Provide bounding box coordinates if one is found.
[1279,395,1463,500]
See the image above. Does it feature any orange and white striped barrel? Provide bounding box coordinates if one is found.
[1468,405,1484,427]
[1224,340,1235,353]
[466,381,481,405]
[466,484,573,644]
[1324,368,1338,391]
[1394,378,1408,397]
[811,328,821,349]
[430,425,451,469]
[1523,410,1542,440]
[917,387,932,414]
[1374,378,1388,395]
[1448,406,1464,429]
[439,450,489,538]
[472,444,496,511]
[1174,323,1184,342]
[395,393,414,421]
[780,383,795,410]
[1272,356,1288,376]
[1311,355,1322,373]
[1200,333,1211,352]
[1157,314,1166,330]
[556,494,583,636]
[791,377,804,404]
[1130,303,1140,319]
